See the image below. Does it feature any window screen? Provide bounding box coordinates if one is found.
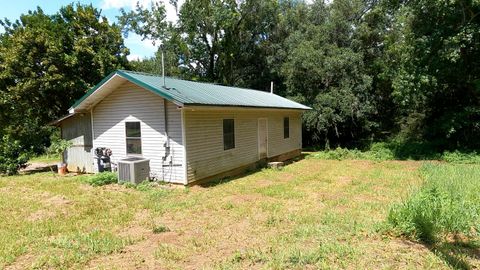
[284,117,290,139]
[126,122,142,154]
[223,119,235,150]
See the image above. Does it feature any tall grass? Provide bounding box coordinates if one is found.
[387,163,480,244]
[310,142,480,164]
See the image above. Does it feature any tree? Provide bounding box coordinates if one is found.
[119,0,281,89]
[281,0,375,147]
[384,0,480,149]
[0,4,129,152]
[123,0,480,150]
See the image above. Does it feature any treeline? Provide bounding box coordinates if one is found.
[0,0,479,173]
[125,0,480,150]
[0,4,129,173]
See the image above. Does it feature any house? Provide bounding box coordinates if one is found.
[53,70,310,185]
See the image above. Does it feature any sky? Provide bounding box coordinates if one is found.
[0,0,183,60]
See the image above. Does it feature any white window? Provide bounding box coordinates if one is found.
[126,122,142,154]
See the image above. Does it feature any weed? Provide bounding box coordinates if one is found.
[387,163,480,244]
[152,225,170,234]
[85,172,118,186]
[311,142,480,164]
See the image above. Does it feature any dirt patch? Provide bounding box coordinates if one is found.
[4,252,36,270]
[44,195,72,206]
[87,209,181,270]
[87,230,180,270]
[336,176,353,186]
[27,209,57,222]
[225,193,264,204]
[27,195,71,221]
[389,238,429,253]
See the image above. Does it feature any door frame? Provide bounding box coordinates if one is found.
[257,118,268,159]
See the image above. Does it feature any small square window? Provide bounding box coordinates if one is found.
[223,119,235,150]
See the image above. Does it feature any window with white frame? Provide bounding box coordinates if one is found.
[126,122,142,154]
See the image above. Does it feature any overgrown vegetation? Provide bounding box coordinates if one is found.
[122,0,480,150]
[84,172,118,186]
[0,3,129,159]
[0,135,30,175]
[311,142,480,164]
[45,138,72,160]
[387,163,480,245]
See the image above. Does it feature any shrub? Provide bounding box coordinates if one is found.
[310,141,480,164]
[311,147,365,160]
[85,172,118,186]
[46,138,72,158]
[311,143,394,161]
[0,135,31,175]
[387,163,480,244]
[442,150,480,164]
[366,142,395,160]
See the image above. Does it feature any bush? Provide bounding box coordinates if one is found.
[46,138,72,158]
[387,163,480,244]
[311,143,395,161]
[442,150,480,164]
[0,135,31,175]
[310,141,480,164]
[85,172,118,186]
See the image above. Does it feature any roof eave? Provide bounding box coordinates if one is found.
[182,103,311,111]
[70,70,185,113]
[49,113,76,126]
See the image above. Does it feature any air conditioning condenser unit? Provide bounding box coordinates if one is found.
[118,157,150,184]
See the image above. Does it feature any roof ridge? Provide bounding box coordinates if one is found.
[118,69,276,95]
[70,69,310,111]
[118,69,166,77]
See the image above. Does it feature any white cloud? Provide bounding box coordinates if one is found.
[164,0,185,23]
[100,0,183,58]
[101,0,150,10]
[124,32,157,55]
[127,53,143,61]
[101,0,184,23]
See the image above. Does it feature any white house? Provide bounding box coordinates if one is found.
[53,70,310,185]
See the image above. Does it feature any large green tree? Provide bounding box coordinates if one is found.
[384,0,480,149]
[124,0,480,150]
[0,4,129,151]
[281,0,376,147]
[119,0,281,90]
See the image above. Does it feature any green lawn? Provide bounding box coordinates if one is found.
[0,155,478,269]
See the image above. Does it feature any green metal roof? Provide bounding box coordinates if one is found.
[72,70,311,110]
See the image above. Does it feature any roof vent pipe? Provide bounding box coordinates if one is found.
[160,44,166,88]
[270,81,273,94]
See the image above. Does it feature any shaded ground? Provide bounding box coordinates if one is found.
[1,157,478,269]
[20,161,58,174]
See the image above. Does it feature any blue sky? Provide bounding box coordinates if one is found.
[0,0,182,60]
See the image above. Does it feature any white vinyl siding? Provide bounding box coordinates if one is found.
[184,108,302,183]
[92,81,185,183]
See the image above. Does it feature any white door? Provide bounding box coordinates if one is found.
[258,118,268,159]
